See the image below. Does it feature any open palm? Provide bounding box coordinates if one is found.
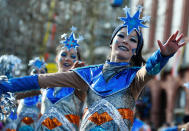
[157,31,186,56]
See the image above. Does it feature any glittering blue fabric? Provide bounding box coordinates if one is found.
[18,125,34,131]
[161,126,178,131]
[132,118,145,131]
[73,62,140,97]
[46,87,74,104]
[90,126,106,131]
[24,95,40,106]
[0,75,40,95]
[8,111,17,120]
[146,50,173,75]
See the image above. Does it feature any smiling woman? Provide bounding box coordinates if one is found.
[110,28,139,62]
[109,20,145,67]
[56,45,79,73]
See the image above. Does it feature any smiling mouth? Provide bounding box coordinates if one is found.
[118,45,129,51]
[63,63,71,67]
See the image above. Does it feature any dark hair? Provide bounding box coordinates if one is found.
[130,32,145,67]
[110,25,145,66]
[56,44,82,61]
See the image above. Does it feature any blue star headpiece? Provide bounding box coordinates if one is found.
[59,26,83,50]
[119,5,150,35]
[28,57,46,69]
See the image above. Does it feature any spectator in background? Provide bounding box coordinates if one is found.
[132,100,151,131]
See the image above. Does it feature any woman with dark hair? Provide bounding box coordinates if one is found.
[0,6,187,130]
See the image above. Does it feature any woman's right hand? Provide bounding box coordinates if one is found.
[71,61,85,69]
[157,30,186,56]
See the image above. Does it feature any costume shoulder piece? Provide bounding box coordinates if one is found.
[72,64,103,86]
[74,64,103,70]
[73,62,141,97]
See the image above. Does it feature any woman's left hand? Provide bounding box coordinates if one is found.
[157,30,186,56]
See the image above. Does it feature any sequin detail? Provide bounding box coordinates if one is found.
[81,99,130,131]
[6,129,16,131]
[147,63,161,75]
[41,115,80,130]
[22,117,34,125]
[42,117,62,130]
[65,114,80,127]
[84,108,133,125]
[18,107,39,122]
[89,126,106,131]
[35,106,75,131]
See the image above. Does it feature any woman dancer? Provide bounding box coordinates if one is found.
[36,27,85,131]
[0,6,187,130]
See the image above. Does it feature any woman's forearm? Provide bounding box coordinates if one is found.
[15,90,41,100]
[146,49,173,75]
[131,49,173,99]
[38,71,88,91]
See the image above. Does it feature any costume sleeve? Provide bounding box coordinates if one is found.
[38,71,88,91]
[0,71,88,96]
[0,75,40,95]
[146,50,173,75]
[15,90,41,100]
[131,50,173,99]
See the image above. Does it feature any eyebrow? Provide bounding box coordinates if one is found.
[119,32,138,39]
[119,32,127,35]
[130,36,138,39]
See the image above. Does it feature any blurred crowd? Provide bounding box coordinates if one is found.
[132,67,189,130]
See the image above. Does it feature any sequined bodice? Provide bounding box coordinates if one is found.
[41,87,81,116]
[17,97,40,121]
[87,87,135,109]
[81,87,135,131]
[37,87,83,131]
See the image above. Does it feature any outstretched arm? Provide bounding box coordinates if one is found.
[131,31,186,100]
[0,71,88,96]
[38,71,88,91]
[146,30,185,75]
[15,90,41,100]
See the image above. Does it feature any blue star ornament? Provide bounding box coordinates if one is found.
[29,57,46,69]
[119,5,150,35]
[34,60,44,69]
[60,26,83,50]
[63,32,79,50]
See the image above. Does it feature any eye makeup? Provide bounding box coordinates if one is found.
[61,52,67,57]
[130,37,137,43]
[40,70,46,74]
[132,48,137,55]
[117,34,124,38]
[71,54,76,59]
[32,69,38,74]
